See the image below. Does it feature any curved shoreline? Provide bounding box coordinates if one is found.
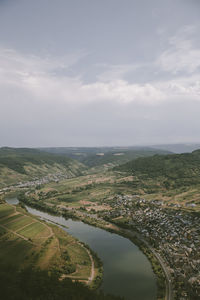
[4,197,103,290]
[7,195,164,299]
[75,214,173,300]
[120,228,173,300]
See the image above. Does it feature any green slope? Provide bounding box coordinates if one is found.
[39,147,171,168]
[0,147,85,188]
[80,149,171,167]
[115,149,200,189]
[0,203,121,300]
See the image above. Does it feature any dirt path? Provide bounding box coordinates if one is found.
[0,212,19,222]
[37,219,53,238]
[78,243,95,284]
[0,223,32,243]
[3,215,29,226]
[15,220,36,232]
[86,247,95,284]
[63,242,95,285]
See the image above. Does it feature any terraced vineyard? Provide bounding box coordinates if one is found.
[0,203,98,284]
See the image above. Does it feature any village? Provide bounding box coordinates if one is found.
[100,195,200,300]
[0,172,68,194]
[1,174,199,300]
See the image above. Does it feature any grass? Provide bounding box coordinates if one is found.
[68,242,90,261]
[30,171,121,212]
[0,236,33,267]
[36,236,59,269]
[50,225,92,280]
[0,226,8,236]
[18,222,51,243]
[67,243,91,279]
[6,215,33,231]
[0,203,98,287]
[0,213,23,225]
[24,166,200,220]
[0,147,86,188]
[0,204,15,218]
[54,226,75,246]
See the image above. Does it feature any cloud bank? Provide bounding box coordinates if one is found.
[0,26,200,146]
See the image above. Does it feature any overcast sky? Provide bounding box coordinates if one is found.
[0,0,200,147]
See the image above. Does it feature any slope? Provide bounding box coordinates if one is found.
[0,147,85,188]
[115,149,200,189]
[39,147,171,168]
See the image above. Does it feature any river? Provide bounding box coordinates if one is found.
[6,197,157,300]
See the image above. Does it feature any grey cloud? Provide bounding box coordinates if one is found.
[0,0,200,146]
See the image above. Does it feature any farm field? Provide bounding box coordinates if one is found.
[25,167,199,214]
[25,171,135,213]
[0,202,98,286]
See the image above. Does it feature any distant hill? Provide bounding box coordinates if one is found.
[79,149,172,168]
[115,149,200,189]
[0,147,85,188]
[151,143,200,154]
[39,147,171,168]
[0,146,171,188]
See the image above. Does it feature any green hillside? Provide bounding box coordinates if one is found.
[80,149,171,168]
[0,146,171,188]
[0,148,85,188]
[115,149,200,189]
[39,147,171,168]
[0,203,121,300]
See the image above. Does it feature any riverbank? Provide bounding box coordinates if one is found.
[17,194,162,299]
[2,199,104,291]
[75,214,166,300]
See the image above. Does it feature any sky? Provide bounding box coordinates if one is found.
[0,0,200,147]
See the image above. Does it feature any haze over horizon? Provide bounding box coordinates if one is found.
[1,0,200,147]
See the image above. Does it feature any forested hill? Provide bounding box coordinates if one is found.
[39,147,171,168]
[115,150,200,188]
[0,147,85,187]
[77,149,171,168]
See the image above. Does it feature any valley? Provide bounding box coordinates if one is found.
[0,146,200,300]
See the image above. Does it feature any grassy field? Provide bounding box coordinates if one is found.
[24,165,200,217]
[6,216,34,231]
[0,204,15,218]
[0,213,23,224]
[18,222,51,243]
[26,171,124,211]
[0,202,99,286]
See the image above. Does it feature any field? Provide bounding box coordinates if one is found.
[1,147,200,300]
[0,204,15,218]
[0,202,99,286]
[22,163,200,221]
[0,147,86,188]
[28,170,133,205]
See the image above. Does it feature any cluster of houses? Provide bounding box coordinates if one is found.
[102,194,200,300]
[0,172,67,194]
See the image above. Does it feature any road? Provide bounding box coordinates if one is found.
[150,248,173,300]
